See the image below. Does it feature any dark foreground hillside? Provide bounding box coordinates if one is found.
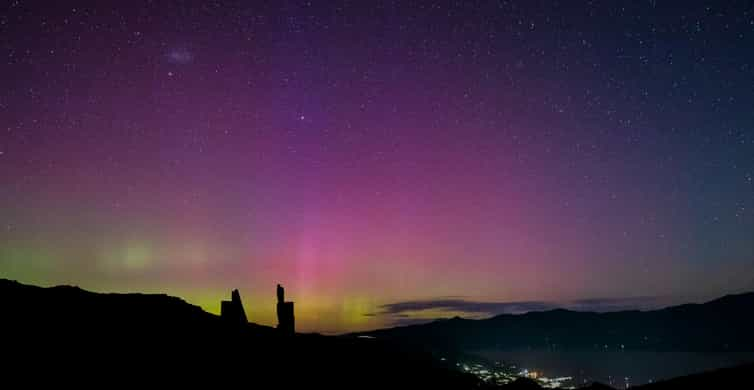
[3,278,753,389]
[1,279,484,388]
[496,363,754,390]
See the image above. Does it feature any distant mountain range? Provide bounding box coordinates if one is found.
[3,278,753,389]
[356,292,754,353]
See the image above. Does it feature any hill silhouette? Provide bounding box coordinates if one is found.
[1,279,484,388]
[3,278,753,389]
[631,363,754,390]
[356,292,754,353]
[495,363,754,390]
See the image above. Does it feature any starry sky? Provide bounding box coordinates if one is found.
[1,0,753,334]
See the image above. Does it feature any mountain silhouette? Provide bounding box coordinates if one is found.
[1,279,484,388]
[356,292,754,353]
[495,363,754,390]
[3,278,753,389]
[631,362,754,390]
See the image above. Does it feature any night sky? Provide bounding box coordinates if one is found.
[2,0,753,333]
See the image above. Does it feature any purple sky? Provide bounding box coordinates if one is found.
[1,0,753,333]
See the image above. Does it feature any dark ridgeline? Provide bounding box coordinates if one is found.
[497,363,754,390]
[2,278,753,390]
[1,278,484,388]
[356,292,754,353]
[276,283,295,334]
[220,289,247,325]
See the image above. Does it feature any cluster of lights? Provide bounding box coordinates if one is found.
[454,361,575,389]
